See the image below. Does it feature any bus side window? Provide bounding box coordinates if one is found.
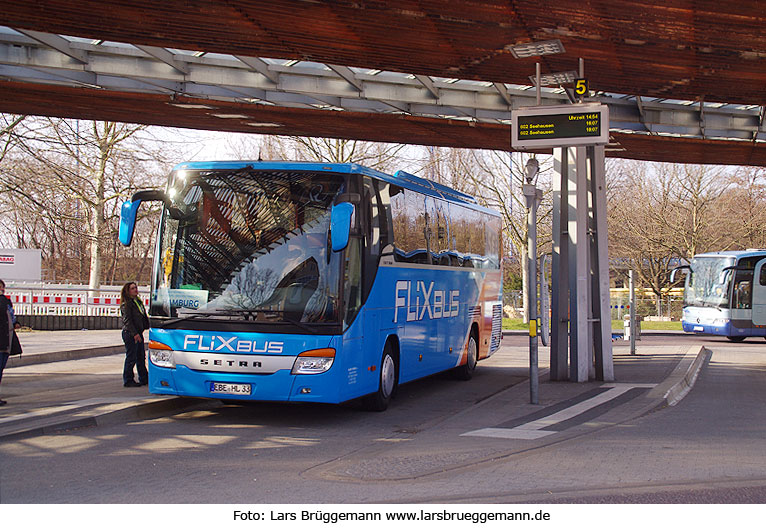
[372,179,392,250]
[761,267,766,286]
[390,188,427,264]
[735,280,752,309]
[343,237,363,328]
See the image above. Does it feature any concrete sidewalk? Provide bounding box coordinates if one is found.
[0,330,707,446]
[0,330,209,440]
[6,329,124,368]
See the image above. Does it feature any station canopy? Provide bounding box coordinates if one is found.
[0,1,764,165]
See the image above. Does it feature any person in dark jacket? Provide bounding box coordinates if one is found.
[120,281,149,387]
[0,279,21,406]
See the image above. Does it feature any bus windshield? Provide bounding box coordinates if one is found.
[152,168,345,325]
[684,256,736,309]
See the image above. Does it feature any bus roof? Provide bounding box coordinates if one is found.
[172,160,500,217]
[694,249,766,259]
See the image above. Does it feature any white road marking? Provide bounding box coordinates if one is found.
[461,383,656,440]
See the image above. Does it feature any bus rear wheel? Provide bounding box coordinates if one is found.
[363,343,398,412]
[453,332,478,381]
[726,336,746,342]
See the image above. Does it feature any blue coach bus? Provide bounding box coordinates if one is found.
[119,161,503,410]
[674,249,766,341]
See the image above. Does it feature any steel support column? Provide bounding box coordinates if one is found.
[570,146,590,382]
[550,148,569,381]
[551,145,613,382]
[588,145,614,381]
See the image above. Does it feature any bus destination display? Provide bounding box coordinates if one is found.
[511,104,609,149]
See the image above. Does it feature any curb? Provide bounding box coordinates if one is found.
[646,345,710,407]
[6,345,125,368]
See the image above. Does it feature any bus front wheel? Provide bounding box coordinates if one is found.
[363,343,398,412]
[726,336,746,342]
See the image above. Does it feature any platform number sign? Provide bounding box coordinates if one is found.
[574,78,588,97]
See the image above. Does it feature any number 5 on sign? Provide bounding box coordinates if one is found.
[574,78,588,96]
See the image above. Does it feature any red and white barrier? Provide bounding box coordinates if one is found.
[91,296,150,306]
[6,288,150,316]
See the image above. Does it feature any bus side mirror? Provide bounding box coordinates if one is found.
[119,189,170,246]
[330,202,354,252]
[670,265,690,283]
[119,199,142,246]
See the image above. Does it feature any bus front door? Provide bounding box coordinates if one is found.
[751,259,766,327]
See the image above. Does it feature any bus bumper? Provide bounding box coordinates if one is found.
[681,320,738,336]
[148,364,342,404]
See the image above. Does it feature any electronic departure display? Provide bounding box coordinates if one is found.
[511,104,609,149]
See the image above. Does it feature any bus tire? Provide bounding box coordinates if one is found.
[453,332,478,381]
[726,336,746,342]
[363,343,398,412]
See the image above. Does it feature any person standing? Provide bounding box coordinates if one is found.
[120,282,149,387]
[0,279,22,406]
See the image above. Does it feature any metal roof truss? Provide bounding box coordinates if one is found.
[1,28,764,145]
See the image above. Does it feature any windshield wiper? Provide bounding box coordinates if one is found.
[277,315,315,334]
[222,308,284,320]
[163,308,322,332]
[164,310,243,324]
[221,309,316,332]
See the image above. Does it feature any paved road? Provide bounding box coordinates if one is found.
[447,338,766,504]
[0,334,764,503]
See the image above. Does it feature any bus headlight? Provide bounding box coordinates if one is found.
[291,348,335,375]
[149,341,175,368]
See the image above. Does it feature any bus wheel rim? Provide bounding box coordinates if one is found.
[468,336,477,368]
[381,355,395,398]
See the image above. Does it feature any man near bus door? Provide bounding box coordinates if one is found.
[120,282,149,387]
[0,279,22,406]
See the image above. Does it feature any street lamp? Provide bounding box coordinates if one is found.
[525,157,539,183]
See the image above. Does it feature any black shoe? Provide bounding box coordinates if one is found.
[124,380,141,388]
[0,399,6,406]
[138,381,148,386]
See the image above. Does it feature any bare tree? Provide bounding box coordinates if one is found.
[608,160,681,312]
[662,163,733,258]
[225,134,410,172]
[0,115,27,248]
[606,160,754,315]
[0,117,171,286]
[468,150,553,321]
[0,115,24,163]
[715,166,766,250]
